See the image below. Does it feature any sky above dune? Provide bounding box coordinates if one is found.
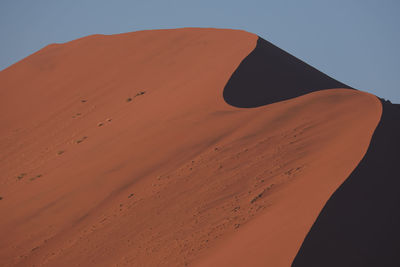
[0,0,399,102]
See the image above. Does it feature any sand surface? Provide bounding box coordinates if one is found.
[0,28,381,266]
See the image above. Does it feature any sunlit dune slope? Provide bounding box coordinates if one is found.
[0,28,381,266]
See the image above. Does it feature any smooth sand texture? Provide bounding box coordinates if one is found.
[0,28,381,266]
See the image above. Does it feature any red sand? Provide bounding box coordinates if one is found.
[0,28,381,266]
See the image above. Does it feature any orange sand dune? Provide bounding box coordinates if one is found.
[0,28,381,266]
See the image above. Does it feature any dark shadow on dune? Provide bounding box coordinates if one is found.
[292,99,400,267]
[223,37,351,108]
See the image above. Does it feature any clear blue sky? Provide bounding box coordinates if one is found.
[1,0,399,102]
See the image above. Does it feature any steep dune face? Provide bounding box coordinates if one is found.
[0,28,381,267]
[292,100,400,267]
[194,89,381,267]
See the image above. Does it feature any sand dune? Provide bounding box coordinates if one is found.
[0,28,387,266]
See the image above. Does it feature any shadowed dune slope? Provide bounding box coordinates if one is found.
[223,37,351,108]
[292,99,400,267]
[0,28,381,266]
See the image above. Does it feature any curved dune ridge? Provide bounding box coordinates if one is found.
[0,28,391,266]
